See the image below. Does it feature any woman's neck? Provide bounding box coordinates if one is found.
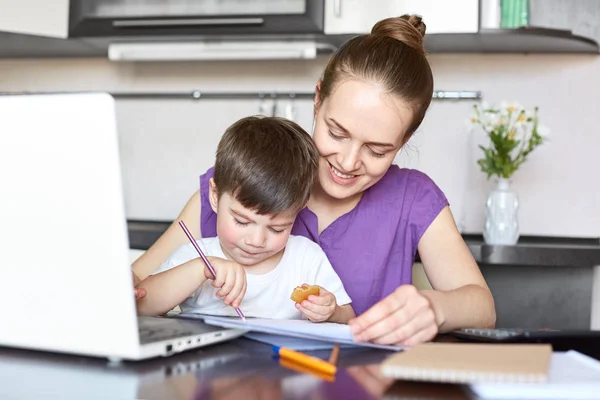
[308,182,363,233]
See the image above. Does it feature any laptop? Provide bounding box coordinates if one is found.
[0,93,247,361]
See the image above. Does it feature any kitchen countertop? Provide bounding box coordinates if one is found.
[128,220,600,268]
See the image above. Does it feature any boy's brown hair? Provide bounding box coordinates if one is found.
[214,116,319,215]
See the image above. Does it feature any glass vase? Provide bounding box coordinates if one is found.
[483,178,519,245]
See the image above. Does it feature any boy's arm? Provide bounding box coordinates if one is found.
[328,304,356,324]
[295,287,355,324]
[301,242,354,323]
[136,258,207,316]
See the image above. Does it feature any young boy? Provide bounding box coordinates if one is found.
[137,116,355,324]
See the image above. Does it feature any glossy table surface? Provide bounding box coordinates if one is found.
[0,337,472,400]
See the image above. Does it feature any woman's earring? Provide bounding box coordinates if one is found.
[258,94,269,116]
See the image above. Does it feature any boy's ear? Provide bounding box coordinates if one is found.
[208,178,219,214]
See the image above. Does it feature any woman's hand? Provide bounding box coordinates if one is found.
[132,271,147,300]
[295,286,336,323]
[348,285,438,346]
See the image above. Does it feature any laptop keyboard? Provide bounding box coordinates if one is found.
[139,326,197,344]
[137,316,231,345]
[138,317,197,345]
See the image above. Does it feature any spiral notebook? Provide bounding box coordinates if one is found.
[380,343,552,384]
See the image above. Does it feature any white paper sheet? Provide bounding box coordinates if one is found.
[244,332,356,351]
[469,350,600,400]
[198,315,404,351]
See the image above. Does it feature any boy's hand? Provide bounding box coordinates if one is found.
[295,286,337,323]
[205,256,247,308]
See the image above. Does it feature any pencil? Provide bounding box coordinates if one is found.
[178,220,246,321]
[272,346,337,375]
[328,343,340,365]
[278,357,335,382]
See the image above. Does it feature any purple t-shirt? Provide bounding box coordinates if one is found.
[200,165,448,315]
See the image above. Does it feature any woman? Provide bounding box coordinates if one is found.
[133,14,496,346]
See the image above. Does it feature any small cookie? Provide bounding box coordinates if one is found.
[290,284,320,303]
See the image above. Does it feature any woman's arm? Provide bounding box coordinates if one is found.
[418,206,496,331]
[349,206,495,346]
[132,190,202,281]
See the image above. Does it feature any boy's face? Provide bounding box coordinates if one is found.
[209,179,297,267]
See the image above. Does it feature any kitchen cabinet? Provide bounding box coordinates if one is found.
[0,0,598,57]
[0,0,69,38]
[323,0,599,54]
[528,0,600,46]
[324,0,479,35]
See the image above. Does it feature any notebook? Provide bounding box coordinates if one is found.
[380,343,552,384]
[469,350,600,400]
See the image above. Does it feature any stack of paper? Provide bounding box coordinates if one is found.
[191,314,404,351]
[469,350,600,400]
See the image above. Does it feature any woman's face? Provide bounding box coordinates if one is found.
[313,79,414,201]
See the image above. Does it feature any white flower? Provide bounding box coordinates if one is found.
[537,124,550,138]
[509,124,528,143]
[483,110,504,129]
[468,100,545,179]
[499,101,524,115]
[478,101,493,113]
[465,116,477,132]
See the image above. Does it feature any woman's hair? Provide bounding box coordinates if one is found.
[214,116,319,215]
[319,14,433,137]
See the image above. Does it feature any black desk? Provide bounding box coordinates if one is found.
[0,337,473,400]
[2,335,597,399]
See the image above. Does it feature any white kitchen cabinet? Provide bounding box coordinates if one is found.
[0,0,69,38]
[324,0,479,35]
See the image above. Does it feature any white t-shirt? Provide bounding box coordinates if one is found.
[156,235,352,319]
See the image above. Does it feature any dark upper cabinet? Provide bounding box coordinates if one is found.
[68,0,325,37]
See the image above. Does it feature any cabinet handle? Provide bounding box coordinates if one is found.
[333,0,342,17]
[113,18,264,28]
